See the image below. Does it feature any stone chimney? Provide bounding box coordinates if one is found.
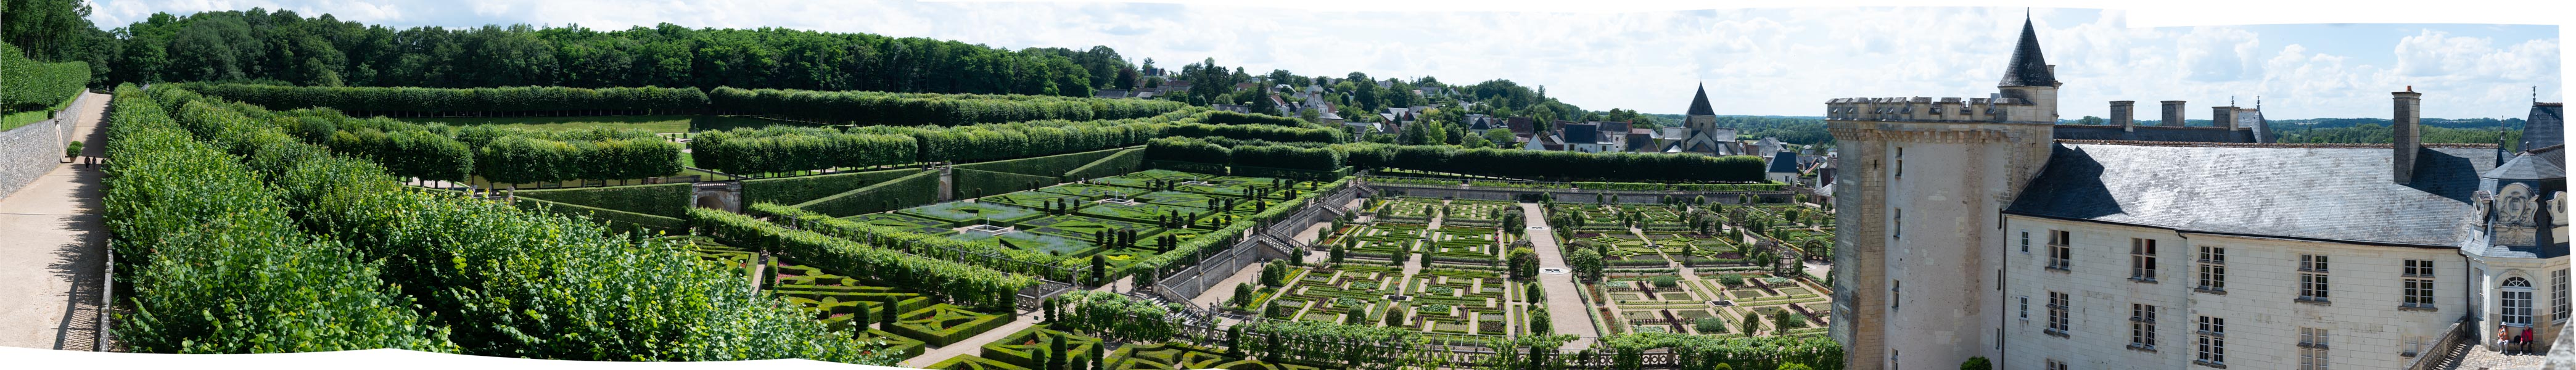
[2161,101,2187,127]
[2212,106,2239,131]
[2111,101,2136,132]
[2393,87,2422,184]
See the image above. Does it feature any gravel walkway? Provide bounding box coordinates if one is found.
[0,92,110,350]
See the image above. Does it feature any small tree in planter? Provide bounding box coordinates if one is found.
[1959,357,1993,370]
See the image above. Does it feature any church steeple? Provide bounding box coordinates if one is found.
[1687,83,1717,116]
[1998,14,2057,88]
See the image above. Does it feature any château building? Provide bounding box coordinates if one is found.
[1825,16,2569,370]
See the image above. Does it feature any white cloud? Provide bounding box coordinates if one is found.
[79,1,2560,120]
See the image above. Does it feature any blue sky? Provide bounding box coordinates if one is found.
[84,1,2562,120]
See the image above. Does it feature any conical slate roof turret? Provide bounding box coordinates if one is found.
[1999,16,2057,87]
[1687,83,1717,116]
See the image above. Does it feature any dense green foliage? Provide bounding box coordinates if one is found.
[2269,123,2523,149]
[181,83,709,116]
[1234,320,1423,370]
[689,207,1038,310]
[1051,291,1182,343]
[1147,136,1765,182]
[1063,148,1148,182]
[1147,137,1343,171]
[101,9,1114,97]
[710,86,1189,126]
[955,168,1061,199]
[102,84,458,354]
[1,41,89,115]
[511,182,693,216]
[741,168,923,206]
[121,84,889,362]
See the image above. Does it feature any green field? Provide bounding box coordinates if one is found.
[401,115,789,133]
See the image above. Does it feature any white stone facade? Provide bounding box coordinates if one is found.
[2001,216,2469,370]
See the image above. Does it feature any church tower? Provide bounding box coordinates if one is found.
[1682,83,1729,154]
[1824,15,2060,370]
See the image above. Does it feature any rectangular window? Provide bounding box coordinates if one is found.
[2021,231,2031,252]
[2047,230,2072,271]
[2556,269,2570,321]
[2046,360,2068,370]
[2298,327,2329,370]
[2196,316,2226,366]
[2299,255,2330,303]
[2020,296,2030,319]
[1893,280,1902,310]
[2195,247,2226,294]
[2130,304,2158,350]
[2404,260,2435,309]
[2131,239,2158,282]
[2047,292,2070,336]
[1894,208,1903,239]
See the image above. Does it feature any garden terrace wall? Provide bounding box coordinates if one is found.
[0,92,86,198]
[752,202,1085,282]
[511,182,693,217]
[743,168,923,206]
[795,169,942,217]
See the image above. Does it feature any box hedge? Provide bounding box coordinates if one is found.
[957,146,1128,177]
[511,182,693,217]
[884,304,1016,346]
[796,169,942,217]
[953,168,1061,199]
[1062,147,1145,183]
[508,196,688,233]
[743,168,924,206]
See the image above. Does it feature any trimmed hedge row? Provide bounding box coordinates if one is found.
[1,42,89,114]
[1061,147,1146,183]
[953,168,1060,199]
[511,182,693,217]
[476,135,683,184]
[753,203,1077,282]
[509,196,689,233]
[742,168,924,206]
[955,147,1127,177]
[689,126,915,175]
[102,84,457,354]
[709,86,1190,126]
[151,84,893,363]
[689,208,1037,310]
[1339,143,1767,182]
[1146,137,1341,171]
[1165,122,1342,143]
[794,169,944,217]
[178,83,709,116]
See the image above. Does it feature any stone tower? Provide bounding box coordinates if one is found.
[1824,16,2060,370]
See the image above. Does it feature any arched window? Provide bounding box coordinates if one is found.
[2504,277,2535,327]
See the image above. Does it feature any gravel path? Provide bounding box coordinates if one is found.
[0,91,110,350]
[1521,202,1600,350]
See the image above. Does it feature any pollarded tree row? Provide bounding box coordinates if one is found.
[178,83,711,117]
[709,86,1193,126]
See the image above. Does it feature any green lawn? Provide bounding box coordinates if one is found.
[401,115,792,133]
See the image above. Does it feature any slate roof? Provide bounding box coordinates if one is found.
[1508,117,1536,134]
[1767,152,1800,173]
[1562,123,1601,144]
[1687,84,1718,116]
[2485,152,2565,180]
[2524,103,2564,151]
[1998,17,2057,87]
[2005,142,2498,247]
[2051,125,2258,143]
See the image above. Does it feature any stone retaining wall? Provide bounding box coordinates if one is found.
[0,94,83,198]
